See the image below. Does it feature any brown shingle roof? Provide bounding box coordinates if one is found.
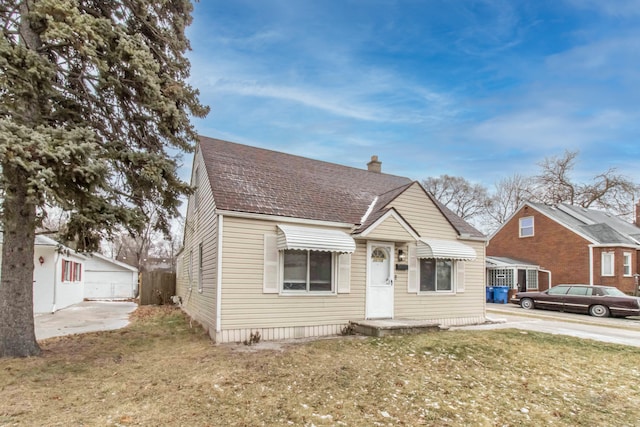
[199,137,411,224]
[199,136,484,238]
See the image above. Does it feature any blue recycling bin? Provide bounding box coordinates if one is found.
[493,286,509,304]
[486,286,494,303]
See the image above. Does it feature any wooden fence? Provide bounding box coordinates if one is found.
[139,271,176,306]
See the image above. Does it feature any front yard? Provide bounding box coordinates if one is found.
[1,306,639,426]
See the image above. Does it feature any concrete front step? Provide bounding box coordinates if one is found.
[349,319,447,337]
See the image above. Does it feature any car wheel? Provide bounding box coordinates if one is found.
[520,298,534,310]
[589,304,610,318]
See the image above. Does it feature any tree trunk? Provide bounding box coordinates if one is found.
[0,164,41,358]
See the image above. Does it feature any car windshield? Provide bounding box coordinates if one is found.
[602,287,627,297]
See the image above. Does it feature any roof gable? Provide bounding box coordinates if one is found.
[491,201,640,246]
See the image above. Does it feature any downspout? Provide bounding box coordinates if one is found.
[216,215,223,335]
[51,250,61,313]
[588,244,595,286]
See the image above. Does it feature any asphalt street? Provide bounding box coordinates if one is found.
[455,303,640,348]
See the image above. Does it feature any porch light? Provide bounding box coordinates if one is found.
[397,249,406,262]
[38,256,44,265]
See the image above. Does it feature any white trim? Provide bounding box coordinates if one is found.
[601,251,615,277]
[215,209,353,229]
[589,244,594,285]
[417,258,456,294]
[279,250,337,295]
[590,243,640,249]
[216,215,223,333]
[623,251,632,277]
[365,241,395,319]
[519,216,534,238]
[353,209,420,240]
[360,196,378,225]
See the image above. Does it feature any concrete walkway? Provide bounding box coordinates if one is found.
[35,301,138,340]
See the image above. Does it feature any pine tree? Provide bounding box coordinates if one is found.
[0,0,208,357]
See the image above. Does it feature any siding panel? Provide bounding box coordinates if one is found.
[175,148,218,337]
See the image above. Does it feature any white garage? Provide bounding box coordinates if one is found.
[83,253,139,300]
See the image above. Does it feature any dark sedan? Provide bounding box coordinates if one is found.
[510,284,640,318]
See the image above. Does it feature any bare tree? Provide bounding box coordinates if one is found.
[534,150,638,220]
[422,175,491,221]
[485,174,536,232]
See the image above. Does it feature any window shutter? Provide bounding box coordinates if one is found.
[456,261,465,293]
[61,260,65,281]
[263,234,279,294]
[337,253,351,294]
[408,244,418,293]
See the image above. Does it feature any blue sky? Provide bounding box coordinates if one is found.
[184,0,640,188]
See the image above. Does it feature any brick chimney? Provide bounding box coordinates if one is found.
[367,155,381,173]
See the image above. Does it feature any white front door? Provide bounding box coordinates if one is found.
[366,242,394,319]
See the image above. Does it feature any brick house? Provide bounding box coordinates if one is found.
[487,201,640,294]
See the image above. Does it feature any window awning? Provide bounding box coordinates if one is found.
[417,238,477,261]
[277,224,356,253]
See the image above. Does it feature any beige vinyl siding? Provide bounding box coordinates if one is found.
[175,148,218,336]
[220,217,366,331]
[394,240,486,321]
[387,183,458,240]
[364,214,415,241]
[387,182,486,322]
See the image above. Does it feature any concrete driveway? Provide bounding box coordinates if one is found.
[35,301,138,340]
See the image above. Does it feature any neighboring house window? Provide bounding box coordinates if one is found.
[519,217,534,237]
[282,250,333,292]
[601,252,615,276]
[526,269,538,290]
[198,243,203,292]
[419,258,454,292]
[623,252,632,276]
[62,260,72,282]
[73,262,82,282]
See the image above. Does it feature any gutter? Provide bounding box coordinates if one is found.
[51,250,60,313]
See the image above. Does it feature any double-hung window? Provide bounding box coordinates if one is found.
[601,252,615,276]
[73,262,82,282]
[519,217,534,237]
[623,252,632,277]
[282,250,333,293]
[419,258,454,292]
[62,260,72,282]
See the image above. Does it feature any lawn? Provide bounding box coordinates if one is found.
[1,307,640,426]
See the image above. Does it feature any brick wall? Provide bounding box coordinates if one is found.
[594,247,637,294]
[488,205,591,288]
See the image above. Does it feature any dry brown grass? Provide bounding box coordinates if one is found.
[2,306,640,426]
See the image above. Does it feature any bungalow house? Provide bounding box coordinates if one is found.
[175,137,487,343]
[487,201,640,294]
[0,232,86,313]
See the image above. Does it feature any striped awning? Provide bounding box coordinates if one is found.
[417,238,476,261]
[277,224,356,253]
